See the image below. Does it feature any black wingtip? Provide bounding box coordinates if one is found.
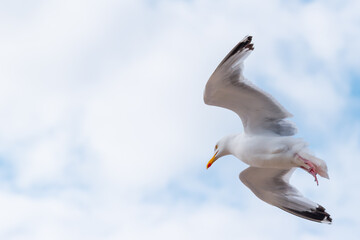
[316,205,332,224]
[283,205,332,224]
[218,35,254,66]
[244,36,254,50]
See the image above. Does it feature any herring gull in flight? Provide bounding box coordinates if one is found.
[204,36,332,224]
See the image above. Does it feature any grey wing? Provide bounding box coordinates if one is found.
[239,167,332,224]
[204,36,297,136]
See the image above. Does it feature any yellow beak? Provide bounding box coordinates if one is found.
[206,152,218,169]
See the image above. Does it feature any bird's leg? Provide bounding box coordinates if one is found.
[296,153,319,186]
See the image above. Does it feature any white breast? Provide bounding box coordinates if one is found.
[232,135,307,169]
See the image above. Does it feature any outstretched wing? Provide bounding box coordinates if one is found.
[239,166,332,223]
[204,36,297,136]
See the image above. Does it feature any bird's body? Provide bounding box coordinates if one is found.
[204,36,332,223]
[226,134,305,169]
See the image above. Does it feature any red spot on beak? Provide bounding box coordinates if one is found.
[206,152,217,169]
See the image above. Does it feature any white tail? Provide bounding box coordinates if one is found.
[298,150,329,179]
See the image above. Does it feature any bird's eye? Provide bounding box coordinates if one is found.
[214,145,218,151]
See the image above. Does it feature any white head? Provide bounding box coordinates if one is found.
[206,135,234,169]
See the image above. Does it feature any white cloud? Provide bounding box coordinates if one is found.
[0,0,360,239]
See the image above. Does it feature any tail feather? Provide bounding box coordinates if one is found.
[298,150,329,179]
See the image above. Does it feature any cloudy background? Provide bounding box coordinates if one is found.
[0,0,359,239]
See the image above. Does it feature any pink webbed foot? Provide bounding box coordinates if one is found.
[296,154,319,186]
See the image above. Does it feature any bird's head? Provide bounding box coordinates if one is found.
[206,137,231,169]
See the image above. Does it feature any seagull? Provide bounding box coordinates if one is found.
[204,36,332,224]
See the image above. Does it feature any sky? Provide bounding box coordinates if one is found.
[0,0,360,239]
